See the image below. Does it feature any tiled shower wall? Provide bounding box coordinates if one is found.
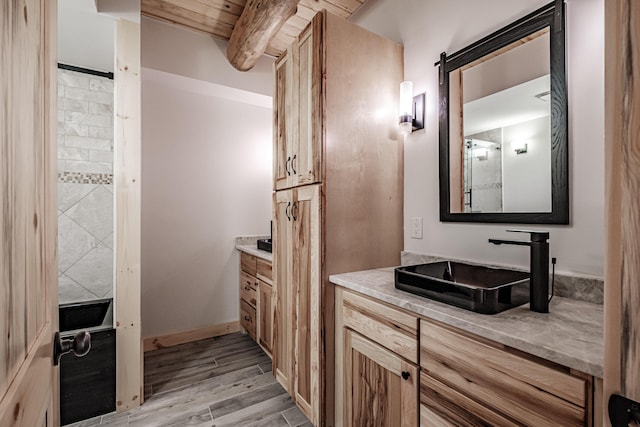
[57,68,114,304]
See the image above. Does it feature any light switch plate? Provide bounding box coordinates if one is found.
[411,217,423,239]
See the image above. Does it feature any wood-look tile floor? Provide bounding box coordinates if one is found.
[68,333,311,427]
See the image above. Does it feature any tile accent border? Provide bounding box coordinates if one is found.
[58,171,113,185]
[401,251,604,305]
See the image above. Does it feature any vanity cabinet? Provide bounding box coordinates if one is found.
[239,252,273,356]
[420,319,591,427]
[335,288,419,427]
[272,9,404,426]
[335,288,598,427]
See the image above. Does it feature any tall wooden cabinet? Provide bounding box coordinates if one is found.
[272,10,404,427]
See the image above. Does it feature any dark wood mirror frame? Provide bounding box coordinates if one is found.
[437,0,568,224]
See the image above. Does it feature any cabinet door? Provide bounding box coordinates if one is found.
[292,184,321,423]
[274,50,297,191]
[273,190,295,391]
[258,280,273,356]
[295,16,322,187]
[344,329,418,427]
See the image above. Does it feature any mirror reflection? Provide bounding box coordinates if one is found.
[451,30,552,214]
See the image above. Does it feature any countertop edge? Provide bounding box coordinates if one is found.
[236,244,273,262]
[330,269,603,378]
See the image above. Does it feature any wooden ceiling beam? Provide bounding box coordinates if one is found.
[226,0,300,71]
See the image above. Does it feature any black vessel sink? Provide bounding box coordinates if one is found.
[257,238,272,253]
[395,261,530,314]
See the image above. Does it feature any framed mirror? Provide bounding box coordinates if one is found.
[438,0,568,224]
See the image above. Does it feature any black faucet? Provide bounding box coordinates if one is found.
[488,229,550,313]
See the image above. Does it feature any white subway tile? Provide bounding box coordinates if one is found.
[58,97,89,113]
[65,160,112,174]
[89,149,113,164]
[89,102,113,116]
[89,126,113,139]
[65,111,112,127]
[58,70,90,89]
[65,86,112,104]
[57,159,66,173]
[61,122,89,137]
[58,146,90,161]
[58,84,64,97]
[90,78,114,93]
[66,135,112,151]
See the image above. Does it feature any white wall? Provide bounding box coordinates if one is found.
[141,71,272,338]
[141,16,274,97]
[353,0,605,278]
[58,0,115,72]
[140,17,274,338]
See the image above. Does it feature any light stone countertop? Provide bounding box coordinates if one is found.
[236,244,273,262]
[330,267,604,378]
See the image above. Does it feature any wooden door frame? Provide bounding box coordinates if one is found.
[604,0,640,423]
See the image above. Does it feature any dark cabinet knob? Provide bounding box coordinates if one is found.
[53,331,91,366]
[401,371,410,380]
[244,316,251,322]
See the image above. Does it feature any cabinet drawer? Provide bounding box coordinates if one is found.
[240,252,257,276]
[256,258,272,285]
[421,320,588,426]
[342,290,418,363]
[420,373,519,427]
[240,271,258,307]
[240,299,256,340]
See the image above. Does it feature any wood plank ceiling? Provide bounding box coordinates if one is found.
[141,0,366,58]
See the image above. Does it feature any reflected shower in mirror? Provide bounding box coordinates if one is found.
[460,31,551,214]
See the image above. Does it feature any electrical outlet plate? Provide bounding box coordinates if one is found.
[411,217,423,239]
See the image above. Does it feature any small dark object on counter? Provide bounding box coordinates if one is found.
[257,238,272,253]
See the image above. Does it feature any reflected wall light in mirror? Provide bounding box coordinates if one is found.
[436,0,568,224]
[513,141,528,154]
[399,81,425,135]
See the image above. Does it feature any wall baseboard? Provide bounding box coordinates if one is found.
[143,321,241,352]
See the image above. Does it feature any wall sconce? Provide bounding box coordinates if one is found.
[513,141,528,155]
[399,81,425,135]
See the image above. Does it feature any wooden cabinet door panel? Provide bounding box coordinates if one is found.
[344,330,418,427]
[258,281,273,355]
[273,190,294,391]
[292,185,321,423]
[295,17,322,187]
[0,1,57,425]
[273,51,296,190]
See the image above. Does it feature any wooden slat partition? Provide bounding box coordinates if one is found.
[114,18,143,412]
[604,0,640,415]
